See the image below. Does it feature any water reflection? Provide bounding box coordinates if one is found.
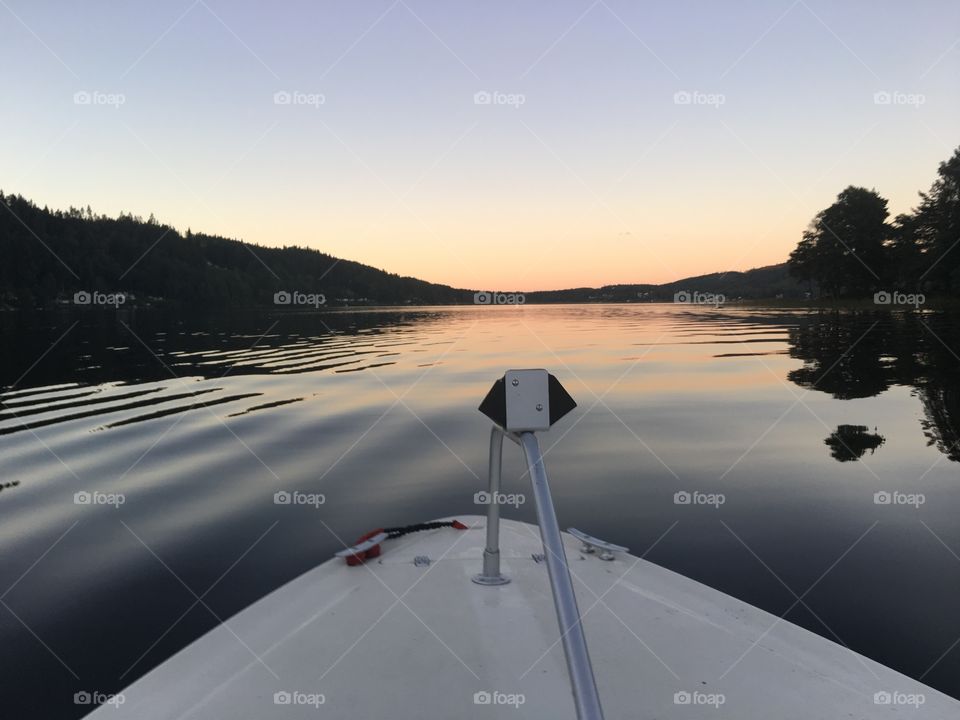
[2,307,959,464]
[824,424,885,462]
[0,308,449,438]
[0,308,450,385]
[3,304,960,718]
[786,311,960,462]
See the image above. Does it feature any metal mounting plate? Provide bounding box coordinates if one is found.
[504,369,550,431]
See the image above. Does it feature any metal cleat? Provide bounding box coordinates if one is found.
[567,528,628,561]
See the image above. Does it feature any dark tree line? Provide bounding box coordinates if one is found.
[788,146,960,298]
[0,195,473,308]
[4,144,958,310]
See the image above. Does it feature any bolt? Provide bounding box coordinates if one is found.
[536,403,543,411]
[511,378,519,386]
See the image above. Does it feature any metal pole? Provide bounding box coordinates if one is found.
[519,431,604,720]
[472,426,511,585]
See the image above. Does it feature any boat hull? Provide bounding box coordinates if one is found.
[86,517,957,718]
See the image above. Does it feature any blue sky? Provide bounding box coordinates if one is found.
[2,0,958,288]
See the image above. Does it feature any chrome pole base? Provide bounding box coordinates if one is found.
[471,573,511,586]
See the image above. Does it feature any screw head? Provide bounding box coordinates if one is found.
[511,378,519,386]
[536,403,543,411]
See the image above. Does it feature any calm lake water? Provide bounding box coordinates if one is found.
[2,304,959,718]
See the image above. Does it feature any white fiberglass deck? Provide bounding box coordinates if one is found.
[89,517,958,719]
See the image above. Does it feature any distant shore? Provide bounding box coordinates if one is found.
[6,297,959,313]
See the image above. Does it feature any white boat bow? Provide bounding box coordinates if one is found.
[87,516,957,719]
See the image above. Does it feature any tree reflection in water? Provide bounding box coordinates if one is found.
[824,424,885,462]
[787,311,960,463]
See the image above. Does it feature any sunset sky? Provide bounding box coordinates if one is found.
[3,1,959,290]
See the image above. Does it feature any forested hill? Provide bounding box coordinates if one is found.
[524,264,803,303]
[1,191,803,309]
[0,192,473,308]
